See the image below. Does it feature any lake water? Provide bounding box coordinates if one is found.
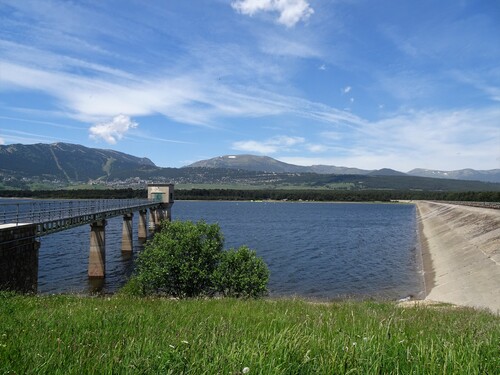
[2,200,424,300]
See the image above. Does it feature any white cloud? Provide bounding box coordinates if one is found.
[0,137,4,145]
[306,143,328,153]
[319,64,326,71]
[276,105,500,171]
[233,135,305,154]
[0,60,210,126]
[274,135,305,146]
[315,107,500,171]
[232,0,314,27]
[0,59,363,129]
[232,140,278,154]
[343,86,351,94]
[89,114,137,144]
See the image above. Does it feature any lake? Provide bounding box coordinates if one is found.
[3,200,424,300]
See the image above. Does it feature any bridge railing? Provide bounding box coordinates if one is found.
[0,199,156,226]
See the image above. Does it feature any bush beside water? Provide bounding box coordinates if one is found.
[122,220,269,298]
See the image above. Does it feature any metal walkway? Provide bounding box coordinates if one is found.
[0,199,163,236]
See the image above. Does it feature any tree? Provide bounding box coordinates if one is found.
[131,220,224,297]
[123,220,269,298]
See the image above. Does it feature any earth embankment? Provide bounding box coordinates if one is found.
[416,201,500,312]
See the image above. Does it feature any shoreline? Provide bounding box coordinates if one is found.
[416,208,434,297]
[176,199,409,204]
[415,201,500,313]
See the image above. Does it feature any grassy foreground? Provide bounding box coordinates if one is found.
[1,294,498,374]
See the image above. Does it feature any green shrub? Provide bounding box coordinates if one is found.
[124,220,269,299]
[118,275,143,296]
[214,246,269,298]
[132,220,224,297]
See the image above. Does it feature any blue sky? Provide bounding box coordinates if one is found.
[0,0,499,171]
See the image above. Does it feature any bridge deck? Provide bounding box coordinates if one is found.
[0,199,164,236]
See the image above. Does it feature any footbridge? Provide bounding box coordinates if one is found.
[0,184,174,292]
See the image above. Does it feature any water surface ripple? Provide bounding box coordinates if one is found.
[21,200,422,299]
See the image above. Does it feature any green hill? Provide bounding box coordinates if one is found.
[1,143,499,192]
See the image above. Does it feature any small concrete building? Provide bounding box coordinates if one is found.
[147,184,174,232]
[147,183,174,203]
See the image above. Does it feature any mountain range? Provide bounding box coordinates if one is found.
[0,142,155,182]
[1,143,499,191]
[186,154,500,183]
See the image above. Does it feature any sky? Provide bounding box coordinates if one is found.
[0,0,499,172]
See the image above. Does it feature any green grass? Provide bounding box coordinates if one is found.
[1,294,498,374]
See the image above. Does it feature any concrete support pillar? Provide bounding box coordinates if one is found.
[166,206,172,221]
[156,209,165,223]
[138,209,147,240]
[88,219,106,278]
[121,213,133,253]
[148,209,157,232]
[0,224,39,293]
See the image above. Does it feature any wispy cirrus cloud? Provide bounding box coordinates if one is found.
[0,39,138,82]
[0,55,366,128]
[0,60,209,126]
[0,115,86,130]
[281,106,500,171]
[259,33,321,58]
[451,70,500,102]
[232,0,314,27]
[0,129,76,144]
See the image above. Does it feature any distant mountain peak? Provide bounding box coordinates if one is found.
[368,168,407,177]
[407,168,500,183]
[185,154,373,175]
[0,142,157,183]
[185,154,500,183]
[185,154,305,173]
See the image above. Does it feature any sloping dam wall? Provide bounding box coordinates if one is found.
[416,201,500,313]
